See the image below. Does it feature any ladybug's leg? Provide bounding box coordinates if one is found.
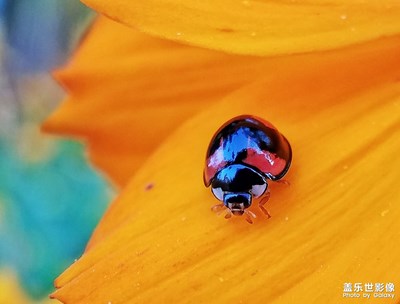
[244,209,257,224]
[211,203,233,219]
[275,179,290,186]
[224,209,232,219]
[258,191,272,218]
[211,203,226,215]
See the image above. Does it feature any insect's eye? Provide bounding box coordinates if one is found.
[211,187,224,201]
[251,183,267,198]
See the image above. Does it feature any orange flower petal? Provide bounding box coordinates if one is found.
[82,0,400,55]
[43,17,278,186]
[81,34,400,250]
[51,35,400,303]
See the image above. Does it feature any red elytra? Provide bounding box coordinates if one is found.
[204,115,292,222]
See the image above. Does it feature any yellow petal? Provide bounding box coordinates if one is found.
[0,270,30,304]
[0,270,54,304]
[51,35,400,303]
[43,17,276,186]
[82,0,400,55]
[78,34,400,250]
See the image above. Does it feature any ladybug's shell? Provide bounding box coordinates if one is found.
[204,115,292,186]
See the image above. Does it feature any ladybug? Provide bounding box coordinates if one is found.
[204,115,292,223]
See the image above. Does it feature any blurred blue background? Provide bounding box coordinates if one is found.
[0,1,112,302]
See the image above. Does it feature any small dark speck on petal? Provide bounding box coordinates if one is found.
[145,183,154,191]
[251,270,259,276]
[218,28,235,33]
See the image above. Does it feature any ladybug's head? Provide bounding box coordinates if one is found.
[210,164,267,216]
[223,192,251,216]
